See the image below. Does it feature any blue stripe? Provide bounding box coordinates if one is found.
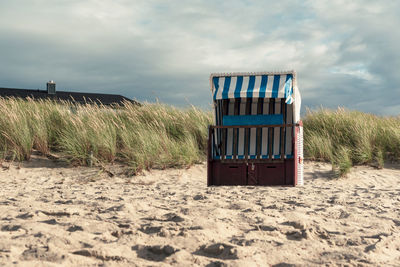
[259,75,268,98]
[213,77,220,100]
[272,75,280,98]
[223,114,283,126]
[286,155,294,159]
[222,77,231,99]
[234,76,243,98]
[246,76,256,98]
[284,74,292,99]
[249,155,256,159]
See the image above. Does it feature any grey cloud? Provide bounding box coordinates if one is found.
[0,0,399,115]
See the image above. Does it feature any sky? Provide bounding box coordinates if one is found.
[0,0,399,115]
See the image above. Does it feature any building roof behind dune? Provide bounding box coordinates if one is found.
[0,86,139,106]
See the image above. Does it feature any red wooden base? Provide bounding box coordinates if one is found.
[207,159,296,186]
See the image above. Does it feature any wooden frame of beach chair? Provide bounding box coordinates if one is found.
[207,71,303,186]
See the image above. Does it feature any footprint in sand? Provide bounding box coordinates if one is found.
[143,213,185,223]
[66,225,83,232]
[54,200,73,205]
[16,212,34,219]
[21,246,64,263]
[139,224,163,235]
[230,237,259,247]
[40,218,58,225]
[195,243,238,260]
[40,211,71,217]
[132,244,178,262]
[252,225,278,232]
[1,224,22,232]
[103,204,125,213]
[72,249,124,262]
[193,194,207,200]
[163,213,185,223]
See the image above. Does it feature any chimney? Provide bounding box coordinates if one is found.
[47,80,56,95]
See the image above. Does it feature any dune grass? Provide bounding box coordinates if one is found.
[1,97,399,177]
[0,97,212,173]
[303,108,400,176]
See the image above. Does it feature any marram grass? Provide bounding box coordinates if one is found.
[303,108,400,176]
[1,98,399,177]
[0,97,212,173]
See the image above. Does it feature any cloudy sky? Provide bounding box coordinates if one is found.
[0,0,399,114]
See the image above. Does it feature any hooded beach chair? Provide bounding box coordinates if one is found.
[207,71,303,186]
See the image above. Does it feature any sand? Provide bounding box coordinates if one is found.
[0,155,400,266]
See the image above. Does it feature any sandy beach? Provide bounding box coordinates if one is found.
[1,155,399,266]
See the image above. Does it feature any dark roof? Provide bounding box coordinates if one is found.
[0,87,138,105]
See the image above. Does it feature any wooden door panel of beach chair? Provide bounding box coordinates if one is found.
[257,164,285,185]
[212,163,247,185]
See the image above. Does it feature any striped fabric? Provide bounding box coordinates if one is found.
[212,98,293,160]
[212,73,294,104]
[210,71,300,161]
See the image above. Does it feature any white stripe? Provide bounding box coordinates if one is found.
[227,77,237,99]
[285,103,293,156]
[226,100,235,156]
[237,99,246,156]
[240,76,249,98]
[253,75,262,98]
[263,99,270,115]
[278,74,287,98]
[249,101,258,156]
[216,77,224,100]
[273,101,281,156]
[265,75,274,98]
[261,99,269,156]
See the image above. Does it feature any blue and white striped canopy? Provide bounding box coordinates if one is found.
[211,72,295,104]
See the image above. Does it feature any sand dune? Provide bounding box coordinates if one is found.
[1,156,400,266]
